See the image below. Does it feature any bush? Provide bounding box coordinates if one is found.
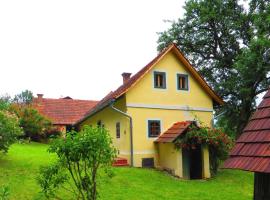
[10,105,52,141]
[37,126,117,200]
[0,110,22,153]
[37,163,68,199]
[174,125,233,175]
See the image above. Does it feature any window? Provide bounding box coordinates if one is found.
[97,120,104,128]
[177,74,189,90]
[148,120,161,138]
[116,122,120,138]
[154,71,166,89]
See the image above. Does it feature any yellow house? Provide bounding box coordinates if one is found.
[76,44,223,179]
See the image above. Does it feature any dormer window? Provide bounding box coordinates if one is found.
[154,71,166,89]
[177,74,189,90]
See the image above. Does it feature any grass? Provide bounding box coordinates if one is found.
[0,142,253,200]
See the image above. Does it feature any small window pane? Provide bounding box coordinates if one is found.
[148,120,161,137]
[154,72,166,89]
[177,74,188,90]
[97,120,104,128]
[116,122,120,138]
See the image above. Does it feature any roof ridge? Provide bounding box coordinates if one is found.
[34,97,98,102]
[76,44,223,125]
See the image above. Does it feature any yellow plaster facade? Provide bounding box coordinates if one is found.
[78,47,221,179]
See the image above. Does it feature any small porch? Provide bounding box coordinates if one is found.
[155,121,211,179]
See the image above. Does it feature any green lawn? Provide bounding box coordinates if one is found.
[0,142,253,200]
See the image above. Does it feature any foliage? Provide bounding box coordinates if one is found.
[37,126,117,200]
[0,185,10,200]
[174,126,233,175]
[36,163,68,199]
[0,101,22,153]
[45,127,62,140]
[6,90,53,141]
[11,105,52,141]
[13,90,33,105]
[157,0,270,137]
[0,95,11,111]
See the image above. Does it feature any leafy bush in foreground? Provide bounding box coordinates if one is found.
[37,126,117,200]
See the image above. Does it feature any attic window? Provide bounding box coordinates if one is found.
[177,74,189,90]
[154,71,166,89]
[148,120,161,138]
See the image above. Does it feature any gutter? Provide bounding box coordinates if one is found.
[110,100,134,167]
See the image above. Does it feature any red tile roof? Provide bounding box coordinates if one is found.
[76,44,224,125]
[223,89,270,173]
[155,121,194,143]
[33,97,98,125]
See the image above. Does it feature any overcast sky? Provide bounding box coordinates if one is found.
[0,0,186,100]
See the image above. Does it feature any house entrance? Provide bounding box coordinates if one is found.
[190,145,203,179]
[182,145,203,179]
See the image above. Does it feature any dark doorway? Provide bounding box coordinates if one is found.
[182,145,203,179]
[190,145,203,179]
[254,172,270,200]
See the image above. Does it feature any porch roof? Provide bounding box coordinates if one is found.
[155,121,194,143]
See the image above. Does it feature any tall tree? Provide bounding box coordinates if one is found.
[157,0,270,137]
[13,90,33,105]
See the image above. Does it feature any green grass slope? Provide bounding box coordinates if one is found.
[0,143,253,200]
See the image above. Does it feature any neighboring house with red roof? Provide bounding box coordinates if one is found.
[75,44,223,179]
[224,89,270,200]
[33,94,98,133]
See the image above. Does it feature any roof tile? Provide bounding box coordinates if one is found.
[155,121,193,143]
[33,98,98,125]
[77,44,223,124]
[224,89,270,173]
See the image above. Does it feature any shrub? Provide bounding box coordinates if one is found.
[10,105,52,141]
[37,126,117,200]
[0,110,22,153]
[37,163,68,199]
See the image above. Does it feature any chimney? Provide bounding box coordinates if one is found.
[37,94,43,101]
[121,72,132,84]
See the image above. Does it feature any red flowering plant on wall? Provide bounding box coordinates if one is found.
[174,125,234,175]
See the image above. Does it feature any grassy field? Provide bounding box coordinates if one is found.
[0,142,253,200]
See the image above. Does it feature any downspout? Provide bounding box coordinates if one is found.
[110,100,134,167]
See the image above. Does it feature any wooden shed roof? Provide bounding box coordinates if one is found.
[224,89,270,173]
[155,121,194,143]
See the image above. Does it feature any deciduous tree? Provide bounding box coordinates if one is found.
[158,0,270,137]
